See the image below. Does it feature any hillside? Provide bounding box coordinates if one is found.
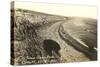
[11,9,97,65]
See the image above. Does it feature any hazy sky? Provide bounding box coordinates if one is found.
[14,1,97,19]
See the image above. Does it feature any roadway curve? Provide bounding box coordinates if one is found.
[13,9,97,65]
[37,19,92,62]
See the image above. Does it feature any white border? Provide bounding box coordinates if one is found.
[0,0,99,67]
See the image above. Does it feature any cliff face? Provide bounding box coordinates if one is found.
[11,9,97,65]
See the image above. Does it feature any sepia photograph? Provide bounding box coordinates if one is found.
[11,1,97,65]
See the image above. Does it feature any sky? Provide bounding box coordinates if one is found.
[14,1,97,19]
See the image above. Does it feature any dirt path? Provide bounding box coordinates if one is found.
[38,20,90,62]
